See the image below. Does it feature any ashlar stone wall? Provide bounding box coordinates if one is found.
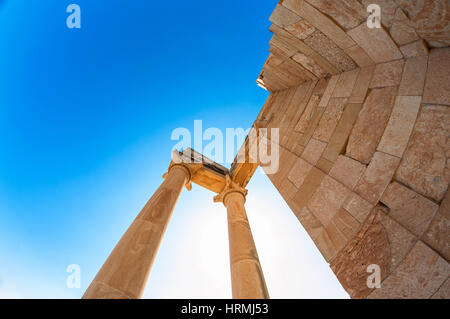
[255,0,449,298]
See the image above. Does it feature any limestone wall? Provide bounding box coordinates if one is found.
[255,0,449,298]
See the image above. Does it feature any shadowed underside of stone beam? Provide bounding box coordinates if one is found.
[168,148,229,194]
[171,124,261,194]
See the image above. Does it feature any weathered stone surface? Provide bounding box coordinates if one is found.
[302,138,327,165]
[289,81,319,130]
[283,59,318,84]
[296,94,320,132]
[288,157,313,188]
[304,30,357,72]
[285,127,302,149]
[361,0,398,28]
[308,175,351,226]
[377,96,421,158]
[368,241,450,298]
[346,87,397,164]
[348,65,375,103]
[258,69,288,91]
[83,281,133,299]
[423,48,450,106]
[423,190,450,261]
[344,192,374,223]
[315,157,334,174]
[292,52,328,77]
[300,208,351,262]
[395,105,450,202]
[330,155,366,190]
[283,0,356,50]
[395,0,450,47]
[298,105,326,146]
[308,51,341,75]
[269,36,296,59]
[347,23,403,63]
[285,19,316,40]
[400,39,429,58]
[287,132,306,156]
[311,77,329,95]
[269,23,315,56]
[332,208,361,241]
[290,167,326,212]
[369,59,404,88]
[355,152,400,204]
[269,4,302,28]
[279,127,292,148]
[262,90,287,123]
[344,45,374,67]
[313,98,347,142]
[398,56,428,96]
[285,83,313,129]
[266,53,284,67]
[324,220,350,253]
[331,207,390,298]
[319,74,339,107]
[389,8,419,46]
[223,190,269,299]
[272,148,299,185]
[279,178,299,202]
[431,277,450,299]
[292,142,306,158]
[296,206,323,238]
[333,69,360,97]
[263,63,299,88]
[322,103,363,163]
[263,59,303,89]
[312,223,342,261]
[380,214,416,272]
[381,182,438,236]
[305,0,367,30]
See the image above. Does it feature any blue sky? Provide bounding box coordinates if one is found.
[0,0,348,298]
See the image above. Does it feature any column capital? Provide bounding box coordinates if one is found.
[213,175,248,205]
[163,150,202,191]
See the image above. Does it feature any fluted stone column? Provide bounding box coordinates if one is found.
[214,176,269,299]
[83,163,191,299]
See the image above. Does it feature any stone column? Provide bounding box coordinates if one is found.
[83,163,191,299]
[214,176,269,299]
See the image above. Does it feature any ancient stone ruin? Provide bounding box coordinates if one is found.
[256,0,449,299]
[84,0,449,299]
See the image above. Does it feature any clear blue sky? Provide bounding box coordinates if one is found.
[0,0,348,298]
